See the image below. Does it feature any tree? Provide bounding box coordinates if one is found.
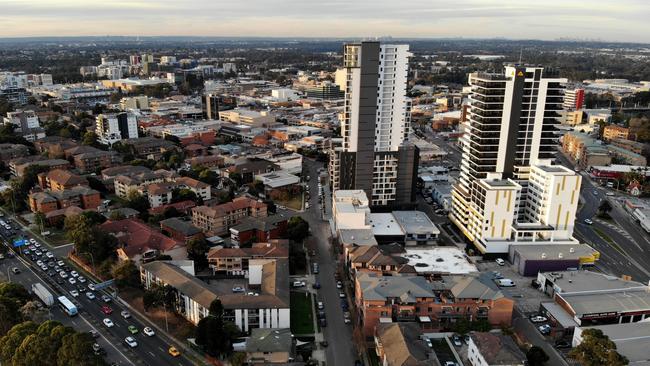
[19,301,49,323]
[186,238,209,270]
[0,296,24,336]
[112,260,141,289]
[0,282,31,303]
[82,131,100,148]
[172,188,199,204]
[0,321,38,362]
[124,190,150,214]
[598,199,613,218]
[80,211,106,225]
[64,215,117,264]
[196,299,239,357]
[526,346,549,366]
[57,332,106,366]
[569,329,628,366]
[287,216,310,243]
[229,173,243,187]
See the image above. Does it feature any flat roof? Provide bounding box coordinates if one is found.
[400,247,478,274]
[368,213,404,236]
[541,270,644,294]
[535,165,573,174]
[392,211,440,235]
[541,302,579,328]
[561,287,650,317]
[512,244,597,261]
[338,228,377,246]
[479,179,521,189]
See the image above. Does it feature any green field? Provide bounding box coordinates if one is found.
[290,291,315,334]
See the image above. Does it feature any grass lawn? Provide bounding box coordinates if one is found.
[290,291,314,334]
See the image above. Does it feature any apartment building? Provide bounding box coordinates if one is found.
[450,66,581,254]
[95,112,138,145]
[119,137,178,160]
[563,88,585,111]
[69,147,122,173]
[113,170,176,198]
[602,124,629,141]
[355,272,514,339]
[37,169,88,192]
[0,143,30,161]
[29,186,101,214]
[207,240,288,275]
[374,323,437,366]
[329,42,419,207]
[191,197,268,236]
[219,108,275,127]
[9,156,70,177]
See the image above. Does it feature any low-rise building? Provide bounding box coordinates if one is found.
[207,240,288,276]
[37,169,88,192]
[467,332,526,366]
[101,218,186,262]
[9,156,70,177]
[374,323,438,366]
[246,328,293,365]
[65,146,122,173]
[602,124,629,141]
[572,322,650,365]
[509,244,600,276]
[0,143,29,161]
[219,108,276,127]
[28,186,102,215]
[229,215,290,246]
[160,218,203,243]
[191,197,268,236]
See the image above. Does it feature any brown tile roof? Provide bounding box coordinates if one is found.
[147,182,176,195]
[207,241,289,259]
[469,332,526,365]
[195,197,266,218]
[45,206,84,219]
[175,176,209,189]
[148,200,196,215]
[101,218,184,258]
[375,323,437,366]
[160,218,202,236]
[44,169,87,187]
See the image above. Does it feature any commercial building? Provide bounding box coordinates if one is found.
[450,66,581,254]
[4,110,40,130]
[305,81,345,100]
[508,244,600,276]
[329,42,419,208]
[219,108,275,127]
[95,112,138,145]
[202,93,236,120]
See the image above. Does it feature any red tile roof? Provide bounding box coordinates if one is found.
[101,218,183,258]
[148,200,196,215]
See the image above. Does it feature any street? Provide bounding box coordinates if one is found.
[0,214,196,366]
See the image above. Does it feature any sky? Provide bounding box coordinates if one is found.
[1,0,649,43]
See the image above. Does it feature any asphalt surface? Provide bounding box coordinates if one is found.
[302,159,358,366]
[0,214,195,366]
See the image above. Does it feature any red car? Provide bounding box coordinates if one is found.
[101,305,113,315]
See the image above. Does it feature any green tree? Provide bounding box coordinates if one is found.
[0,321,38,362]
[598,200,613,218]
[124,190,150,214]
[0,282,31,303]
[526,346,549,366]
[64,215,117,264]
[229,352,246,366]
[287,216,310,243]
[569,329,628,366]
[229,173,243,187]
[111,260,141,289]
[196,299,239,357]
[0,296,24,336]
[80,210,106,225]
[172,188,199,204]
[57,332,106,366]
[82,131,100,148]
[186,238,209,270]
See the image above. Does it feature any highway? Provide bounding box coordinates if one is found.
[0,215,196,366]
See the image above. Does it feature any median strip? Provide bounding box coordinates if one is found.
[593,227,625,255]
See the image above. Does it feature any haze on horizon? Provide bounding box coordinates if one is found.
[1,0,649,43]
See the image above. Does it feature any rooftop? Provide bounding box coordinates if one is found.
[470,332,526,365]
[247,328,292,354]
[560,287,650,317]
[392,211,440,235]
[541,270,645,294]
[581,322,650,366]
[357,272,435,302]
[375,323,436,366]
[512,244,598,262]
[369,213,404,236]
[399,247,478,274]
[338,228,378,247]
[160,218,202,236]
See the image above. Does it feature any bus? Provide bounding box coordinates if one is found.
[57,296,78,316]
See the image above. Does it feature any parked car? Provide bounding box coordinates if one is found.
[496,279,516,287]
[232,286,245,293]
[102,318,114,328]
[538,324,551,335]
[530,315,548,323]
[452,335,462,347]
[555,340,571,349]
[121,310,131,319]
[101,295,111,303]
[86,292,96,300]
[292,281,306,288]
[495,258,505,266]
[336,281,343,289]
[317,301,324,310]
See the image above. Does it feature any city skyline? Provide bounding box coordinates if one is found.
[1,0,649,43]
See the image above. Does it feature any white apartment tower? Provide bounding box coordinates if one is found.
[451,65,581,253]
[96,112,138,145]
[329,42,418,207]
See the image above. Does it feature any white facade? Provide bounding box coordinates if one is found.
[5,110,40,129]
[271,88,300,102]
[332,190,371,231]
[96,113,138,145]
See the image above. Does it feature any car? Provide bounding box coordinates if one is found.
[101,305,113,315]
[70,271,79,277]
[68,277,76,285]
[336,281,343,289]
[57,260,64,267]
[11,267,20,274]
[45,252,53,259]
[143,327,155,337]
[606,192,615,196]
[168,346,180,357]
[47,270,56,277]
[34,250,42,256]
[584,218,593,225]
[56,278,63,284]
[34,243,41,249]
[247,291,259,296]
[317,311,326,319]
[496,279,516,287]
[101,295,111,303]
[444,362,459,366]
[40,264,48,271]
[592,190,598,196]
[320,318,327,327]
[538,324,551,335]
[124,336,138,348]
[88,283,96,291]
[89,330,99,338]
[78,276,86,283]
[92,343,101,353]
[291,281,306,288]
[127,325,138,334]
[495,258,505,266]
[29,238,36,244]
[86,292,96,300]
[70,290,79,297]
[30,255,37,261]
[555,340,571,349]
[530,315,548,323]
[36,260,44,267]
[344,316,351,324]
[47,261,55,268]
[339,292,346,298]
[312,282,321,289]
[59,271,68,279]
[77,285,86,292]
[317,301,324,310]
[232,286,245,293]
[464,334,470,344]
[452,335,462,347]
[121,310,131,319]
[492,271,504,279]
[102,318,114,328]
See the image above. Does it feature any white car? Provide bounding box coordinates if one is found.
[70,290,79,297]
[36,260,44,267]
[143,327,155,337]
[584,218,593,225]
[88,283,96,291]
[339,292,346,298]
[34,243,41,248]
[78,276,86,283]
[29,238,36,244]
[102,318,114,328]
[495,258,506,266]
[538,324,551,335]
[530,315,548,323]
[57,260,65,267]
[59,271,68,279]
[496,279,516,287]
[318,301,324,310]
[292,281,306,288]
[46,252,54,259]
[70,271,79,277]
[121,310,131,319]
[124,336,138,348]
[68,277,76,285]
[86,292,96,300]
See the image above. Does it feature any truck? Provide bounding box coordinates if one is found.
[32,283,54,306]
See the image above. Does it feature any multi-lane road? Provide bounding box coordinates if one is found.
[0,214,196,366]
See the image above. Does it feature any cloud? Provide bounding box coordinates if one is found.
[0,0,648,42]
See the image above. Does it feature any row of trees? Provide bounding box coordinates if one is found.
[64,213,117,277]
